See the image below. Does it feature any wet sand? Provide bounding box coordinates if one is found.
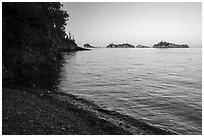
[2,85,175,135]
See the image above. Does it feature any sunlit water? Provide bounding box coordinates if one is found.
[58,48,202,135]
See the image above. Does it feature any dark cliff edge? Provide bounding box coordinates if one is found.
[153,41,189,48]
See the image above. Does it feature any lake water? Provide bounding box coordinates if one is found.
[58,48,202,135]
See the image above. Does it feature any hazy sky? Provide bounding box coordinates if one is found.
[62,2,202,47]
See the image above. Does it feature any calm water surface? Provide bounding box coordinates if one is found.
[58,48,202,135]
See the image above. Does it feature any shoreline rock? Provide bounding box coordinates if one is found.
[84,43,96,48]
[60,40,90,51]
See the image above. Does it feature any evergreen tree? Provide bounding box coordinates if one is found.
[2,2,69,77]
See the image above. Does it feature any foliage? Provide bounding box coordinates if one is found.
[2,2,69,78]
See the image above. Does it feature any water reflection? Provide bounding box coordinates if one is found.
[34,51,77,91]
[62,51,77,63]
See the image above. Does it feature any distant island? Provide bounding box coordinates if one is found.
[136,45,150,48]
[104,41,189,48]
[153,41,189,48]
[107,43,135,48]
[84,43,96,48]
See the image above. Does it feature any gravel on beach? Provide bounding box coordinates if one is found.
[2,86,174,135]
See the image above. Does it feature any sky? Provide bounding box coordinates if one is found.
[62,2,202,47]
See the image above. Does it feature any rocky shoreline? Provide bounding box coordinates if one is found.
[3,80,176,135]
[2,87,128,135]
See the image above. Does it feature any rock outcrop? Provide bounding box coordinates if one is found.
[84,43,96,48]
[60,40,89,51]
[107,43,135,48]
[136,45,150,48]
[153,41,189,48]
